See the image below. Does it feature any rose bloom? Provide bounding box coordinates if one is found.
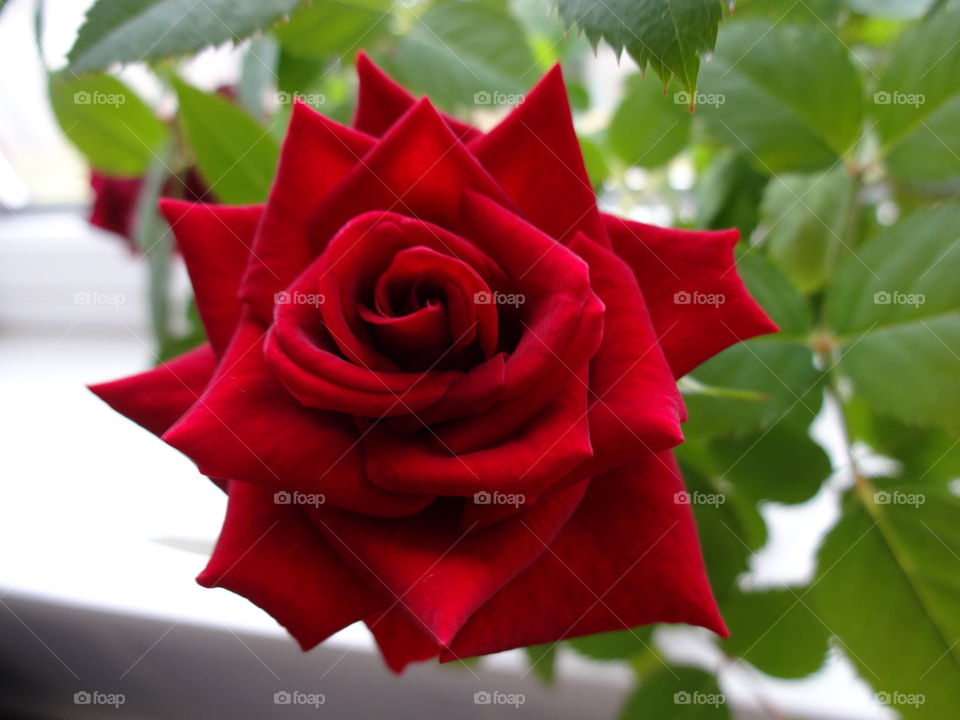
[88,167,209,251]
[91,55,776,672]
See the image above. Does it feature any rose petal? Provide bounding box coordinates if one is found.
[353,52,481,142]
[89,344,216,437]
[240,101,376,322]
[363,371,593,497]
[570,233,685,468]
[365,606,442,673]
[469,65,606,245]
[163,317,432,517]
[308,212,504,372]
[198,480,386,650]
[458,192,604,398]
[310,479,589,650]
[306,100,513,255]
[159,200,261,356]
[441,452,727,661]
[605,215,778,377]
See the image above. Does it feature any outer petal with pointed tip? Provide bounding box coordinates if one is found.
[571,233,685,470]
[240,102,376,321]
[353,52,481,142]
[89,344,216,437]
[437,452,726,663]
[162,317,433,518]
[198,480,386,650]
[159,200,261,356]
[306,100,512,253]
[605,215,779,377]
[309,479,589,652]
[470,65,606,245]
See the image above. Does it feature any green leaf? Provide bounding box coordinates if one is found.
[567,627,653,661]
[68,0,303,73]
[847,400,960,485]
[384,1,535,110]
[759,167,857,293]
[237,36,279,121]
[554,0,725,93]
[844,0,936,19]
[824,204,960,431]
[812,486,960,719]
[619,666,729,720]
[684,255,821,438]
[733,0,840,22]
[720,588,829,678]
[735,252,813,337]
[48,72,167,176]
[273,0,391,61]
[523,643,557,685]
[678,452,767,601]
[608,74,691,169]
[695,151,769,237]
[174,80,280,205]
[697,21,863,173]
[873,6,960,182]
[705,421,831,505]
[578,136,610,190]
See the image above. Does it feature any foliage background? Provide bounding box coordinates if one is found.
[31,0,960,717]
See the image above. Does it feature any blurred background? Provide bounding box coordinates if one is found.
[1,0,958,717]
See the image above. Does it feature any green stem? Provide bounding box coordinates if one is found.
[134,145,175,360]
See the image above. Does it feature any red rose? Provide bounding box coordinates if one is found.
[88,172,143,249]
[88,168,210,250]
[90,55,776,672]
